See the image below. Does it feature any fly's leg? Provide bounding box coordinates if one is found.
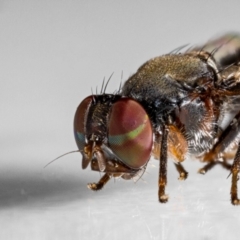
[231,145,240,205]
[154,127,188,182]
[174,163,188,180]
[87,173,111,190]
[158,126,169,203]
[221,161,232,170]
[199,63,240,174]
[88,172,123,190]
[152,132,162,160]
[198,161,217,174]
[201,110,240,205]
[198,161,231,174]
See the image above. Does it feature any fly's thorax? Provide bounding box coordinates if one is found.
[121,52,218,124]
[122,53,216,96]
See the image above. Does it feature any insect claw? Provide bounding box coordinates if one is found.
[198,168,206,175]
[232,198,240,205]
[178,171,188,180]
[88,173,111,191]
[159,195,169,203]
[87,182,103,191]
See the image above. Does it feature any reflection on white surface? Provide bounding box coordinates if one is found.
[1,1,240,239]
[0,158,239,240]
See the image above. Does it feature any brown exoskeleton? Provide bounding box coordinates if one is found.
[74,33,240,205]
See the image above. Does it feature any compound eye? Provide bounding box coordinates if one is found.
[74,96,93,151]
[108,98,153,169]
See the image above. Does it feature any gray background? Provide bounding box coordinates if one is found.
[1,1,240,239]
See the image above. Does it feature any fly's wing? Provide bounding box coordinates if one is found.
[191,33,240,69]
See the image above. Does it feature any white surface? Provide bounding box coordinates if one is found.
[1,1,240,239]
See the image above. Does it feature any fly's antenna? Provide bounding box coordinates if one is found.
[169,43,189,54]
[103,72,114,94]
[44,150,81,168]
[100,77,106,94]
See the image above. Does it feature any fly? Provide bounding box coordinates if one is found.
[73,33,240,205]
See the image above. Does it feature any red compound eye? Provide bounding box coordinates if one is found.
[108,98,153,169]
[74,96,93,151]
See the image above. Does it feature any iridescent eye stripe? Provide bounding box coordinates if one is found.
[74,132,85,150]
[108,115,148,145]
[76,132,85,143]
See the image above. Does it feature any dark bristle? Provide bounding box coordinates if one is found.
[169,43,189,54]
[103,72,114,94]
[100,77,106,94]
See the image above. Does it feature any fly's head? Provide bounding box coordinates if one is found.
[74,94,153,177]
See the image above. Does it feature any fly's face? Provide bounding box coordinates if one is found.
[74,94,153,188]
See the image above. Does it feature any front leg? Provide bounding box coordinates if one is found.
[158,126,169,203]
[231,144,240,205]
[88,173,111,190]
[88,172,123,190]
